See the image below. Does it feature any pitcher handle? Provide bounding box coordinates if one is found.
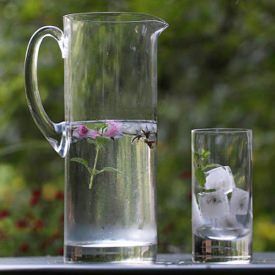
[24,26,68,157]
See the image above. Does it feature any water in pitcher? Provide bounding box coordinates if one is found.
[64,120,157,262]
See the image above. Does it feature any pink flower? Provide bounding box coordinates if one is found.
[77,125,89,137]
[73,125,98,139]
[103,121,123,139]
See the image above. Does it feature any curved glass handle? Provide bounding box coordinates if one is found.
[24,26,69,157]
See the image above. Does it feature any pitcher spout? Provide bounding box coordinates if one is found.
[148,15,169,35]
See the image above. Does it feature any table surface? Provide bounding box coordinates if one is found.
[0,253,275,274]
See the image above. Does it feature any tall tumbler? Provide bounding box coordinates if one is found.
[192,129,253,263]
[25,12,168,263]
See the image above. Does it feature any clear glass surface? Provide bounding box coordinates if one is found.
[63,12,168,122]
[25,12,168,262]
[191,128,253,263]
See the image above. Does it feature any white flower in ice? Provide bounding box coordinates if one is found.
[205,166,235,194]
[198,190,230,219]
[218,214,239,228]
[230,187,249,215]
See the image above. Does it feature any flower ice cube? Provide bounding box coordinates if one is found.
[205,166,235,193]
[198,190,230,219]
[230,187,249,215]
[218,214,239,228]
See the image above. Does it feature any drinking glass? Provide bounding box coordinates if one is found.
[191,128,253,263]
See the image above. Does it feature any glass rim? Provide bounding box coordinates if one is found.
[191,128,252,134]
[63,12,168,25]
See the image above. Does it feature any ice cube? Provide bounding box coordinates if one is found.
[218,214,239,228]
[198,190,230,219]
[192,195,204,231]
[205,166,235,194]
[230,187,249,215]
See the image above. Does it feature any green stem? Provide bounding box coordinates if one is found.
[89,145,100,189]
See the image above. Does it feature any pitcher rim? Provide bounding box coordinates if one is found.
[64,12,168,26]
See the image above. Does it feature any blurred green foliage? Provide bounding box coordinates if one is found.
[0,0,274,255]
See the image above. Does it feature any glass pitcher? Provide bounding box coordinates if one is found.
[24,13,168,263]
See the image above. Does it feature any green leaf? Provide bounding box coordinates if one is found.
[71,157,90,173]
[87,138,96,145]
[195,168,206,188]
[101,167,120,173]
[86,123,107,131]
[95,170,104,175]
[88,167,119,189]
[203,188,216,193]
[201,148,210,159]
[95,136,109,147]
[97,123,108,130]
[193,152,200,162]
[203,163,221,171]
[96,167,120,175]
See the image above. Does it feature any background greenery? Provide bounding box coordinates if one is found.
[0,0,274,255]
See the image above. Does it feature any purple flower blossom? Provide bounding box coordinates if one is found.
[72,121,123,141]
[73,125,98,139]
[103,121,123,139]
